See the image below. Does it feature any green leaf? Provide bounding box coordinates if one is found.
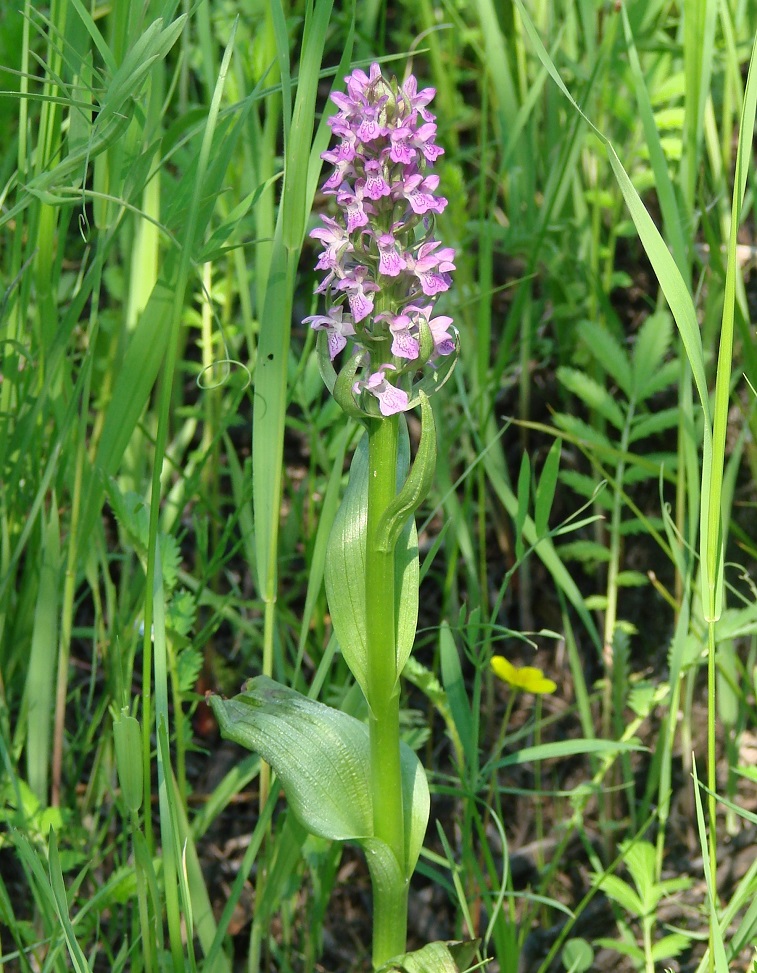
[628,408,680,443]
[325,429,419,700]
[112,709,143,814]
[557,367,626,430]
[209,678,429,876]
[594,937,645,964]
[439,623,475,772]
[620,840,656,907]
[594,874,645,917]
[578,321,633,397]
[493,738,645,768]
[105,480,180,591]
[515,451,530,560]
[556,540,611,564]
[535,438,561,537]
[377,393,436,554]
[615,571,648,587]
[650,933,691,961]
[381,939,481,973]
[562,938,594,973]
[553,413,614,451]
[632,311,674,400]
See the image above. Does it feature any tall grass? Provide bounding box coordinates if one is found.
[1,1,757,971]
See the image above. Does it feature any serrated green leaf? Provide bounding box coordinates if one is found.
[553,413,614,451]
[578,321,633,397]
[557,367,626,430]
[209,678,429,876]
[628,408,681,443]
[559,470,612,506]
[594,938,645,963]
[176,647,203,695]
[166,589,196,638]
[639,358,680,398]
[105,480,180,590]
[650,933,691,961]
[632,311,673,399]
[620,840,656,905]
[325,430,419,699]
[594,874,645,916]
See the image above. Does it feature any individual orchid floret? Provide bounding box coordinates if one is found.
[406,241,456,296]
[310,215,354,271]
[323,119,360,164]
[376,312,419,360]
[335,266,380,324]
[406,303,456,357]
[412,122,445,163]
[396,171,447,215]
[376,232,407,277]
[303,306,356,360]
[361,159,392,200]
[401,75,436,123]
[336,183,372,233]
[353,365,409,416]
[387,125,416,166]
[332,61,383,116]
[321,156,355,193]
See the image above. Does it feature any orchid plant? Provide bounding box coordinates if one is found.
[210,63,473,971]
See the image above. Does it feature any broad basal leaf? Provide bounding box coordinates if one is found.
[209,677,429,876]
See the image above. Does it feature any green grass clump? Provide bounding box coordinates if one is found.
[2,1,757,971]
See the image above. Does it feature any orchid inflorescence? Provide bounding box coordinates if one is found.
[305,62,458,417]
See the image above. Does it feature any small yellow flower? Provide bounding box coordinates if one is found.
[491,656,557,694]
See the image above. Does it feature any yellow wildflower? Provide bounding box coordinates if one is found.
[491,656,556,694]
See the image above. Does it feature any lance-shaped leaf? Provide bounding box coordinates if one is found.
[209,677,429,875]
[325,429,419,699]
[376,392,436,555]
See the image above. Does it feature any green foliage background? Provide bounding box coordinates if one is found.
[1,1,757,971]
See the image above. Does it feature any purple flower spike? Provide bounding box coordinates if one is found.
[305,62,457,415]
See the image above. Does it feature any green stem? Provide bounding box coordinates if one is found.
[365,411,407,966]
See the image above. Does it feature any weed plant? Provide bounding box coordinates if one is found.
[1,1,757,972]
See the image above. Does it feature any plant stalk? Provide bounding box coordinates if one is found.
[365,410,407,966]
